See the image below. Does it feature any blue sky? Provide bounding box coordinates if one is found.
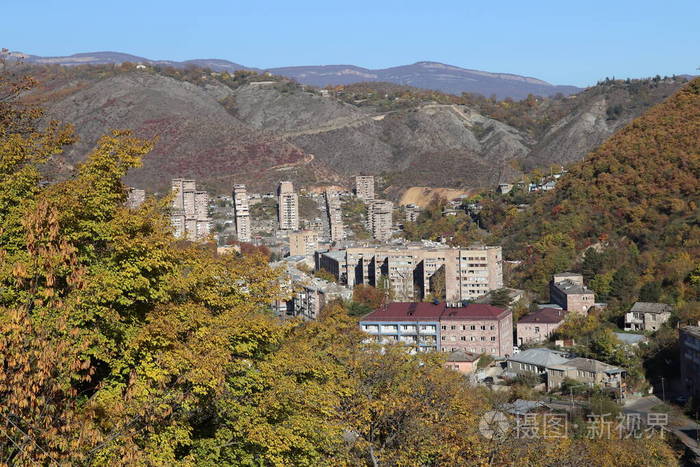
[3,0,698,86]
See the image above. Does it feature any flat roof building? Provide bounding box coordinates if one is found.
[346,244,503,303]
[368,199,393,241]
[550,273,594,315]
[278,181,299,231]
[233,184,252,243]
[354,175,375,201]
[289,230,319,257]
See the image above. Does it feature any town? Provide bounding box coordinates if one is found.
[122,170,700,460]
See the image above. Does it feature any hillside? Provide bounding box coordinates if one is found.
[498,78,700,307]
[18,62,686,195]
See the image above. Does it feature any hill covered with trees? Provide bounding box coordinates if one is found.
[497,78,700,316]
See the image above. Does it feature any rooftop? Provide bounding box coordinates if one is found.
[613,332,648,346]
[508,348,570,367]
[550,357,622,374]
[446,350,481,363]
[360,302,510,322]
[518,308,566,324]
[630,302,673,314]
[552,279,592,295]
[441,303,510,320]
[361,302,444,322]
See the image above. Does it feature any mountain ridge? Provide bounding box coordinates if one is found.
[5,49,579,99]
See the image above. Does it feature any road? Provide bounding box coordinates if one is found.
[625,396,700,463]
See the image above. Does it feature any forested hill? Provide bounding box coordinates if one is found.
[501,78,700,307]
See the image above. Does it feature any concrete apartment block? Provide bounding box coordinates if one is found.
[233,184,252,242]
[170,178,211,240]
[288,230,319,257]
[325,189,345,241]
[278,181,299,231]
[368,199,393,241]
[314,249,347,283]
[345,244,503,302]
[354,175,375,201]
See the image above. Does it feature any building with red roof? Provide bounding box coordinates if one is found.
[440,304,512,357]
[360,302,513,356]
[516,308,567,346]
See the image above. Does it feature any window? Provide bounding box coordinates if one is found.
[441,336,445,341]
[470,325,476,330]
[441,325,446,330]
[535,327,540,333]
[462,325,467,331]
[490,325,495,330]
[480,336,485,341]
[461,336,466,341]
[491,336,496,341]
[451,325,456,330]
[480,325,486,330]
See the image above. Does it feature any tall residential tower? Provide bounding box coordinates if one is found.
[277,181,299,231]
[232,184,252,242]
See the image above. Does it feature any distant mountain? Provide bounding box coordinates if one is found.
[267,61,581,99]
[5,51,252,73]
[5,50,577,99]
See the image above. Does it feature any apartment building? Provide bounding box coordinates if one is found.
[404,204,421,223]
[345,244,503,302]
[440,303,513,356]
[277,181,299,231]
[354,175,375,201]
[291,277,352,320]
[624,302,673,332]
[315,249,347,283]
[171,178,211,241]
[359,302,443,352]
[359,301,512,356]
[288,230,319,257]
[232,184,252,242]
[325,189,345,241]
[516,308,567,346]
[368,199,393,241]
[549,273,595,315]
[680,326,700,400]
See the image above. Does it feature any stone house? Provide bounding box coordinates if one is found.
[549,273,595,315]
[506,348,570,377]
[546,358,624,391]
[624,302,673,332]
